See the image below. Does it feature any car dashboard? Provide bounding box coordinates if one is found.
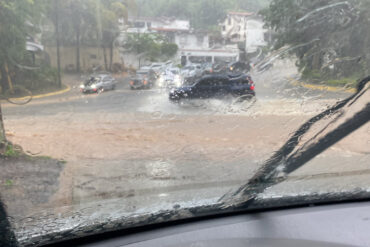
[51,202,370,247]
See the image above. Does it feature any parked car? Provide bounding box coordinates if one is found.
[149,63,165,76]
[130,69,156,89]
[201,63,214,75]
[181,64,203,79]
[228,61,251,73]
[157,67,182,88]
[169,73,255,102]
[80,74,116,94]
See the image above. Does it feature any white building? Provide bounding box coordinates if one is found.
[220,12,267,53]
[119,17,190,34]
[120,16,239,67]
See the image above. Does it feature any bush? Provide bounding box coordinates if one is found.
[14,66,59,91]
[161,43,178,58]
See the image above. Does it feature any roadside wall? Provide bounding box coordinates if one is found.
[45,46,122,72]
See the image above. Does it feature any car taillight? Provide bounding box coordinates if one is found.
[144,80,148,85]
[250,84,255,91]
[130,81,134,85]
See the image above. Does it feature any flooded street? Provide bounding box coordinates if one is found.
[3,62,368,219]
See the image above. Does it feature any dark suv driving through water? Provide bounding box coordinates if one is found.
[169,73,255,102]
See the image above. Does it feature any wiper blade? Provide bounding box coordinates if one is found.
[220,77,370,209]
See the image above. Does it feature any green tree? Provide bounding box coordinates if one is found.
[124,33,178,63]
[98,0,133,70]
[0,0,45,151]
[48,0,136,72]
[137,0,271,30]
[261,0,370,79]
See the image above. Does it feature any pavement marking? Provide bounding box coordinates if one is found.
[287,76,356,94]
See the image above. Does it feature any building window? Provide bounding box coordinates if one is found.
[90,54,97,59]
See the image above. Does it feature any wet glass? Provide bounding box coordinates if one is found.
[0,0,369,246]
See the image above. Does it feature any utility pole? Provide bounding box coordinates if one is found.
[55,0,62,88]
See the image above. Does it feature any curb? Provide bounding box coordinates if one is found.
[7,84,71,102]
[32,84,71,99]
[287,77,356,94]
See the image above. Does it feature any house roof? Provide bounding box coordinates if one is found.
[228,11,254,17]
[151,27,189,32]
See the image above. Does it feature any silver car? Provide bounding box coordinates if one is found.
[80,74,117,94]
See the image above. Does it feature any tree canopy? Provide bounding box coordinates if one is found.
[124,33,178,62]
[261,0,370,80]
[136,0,271,29]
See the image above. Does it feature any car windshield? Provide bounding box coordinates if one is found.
[85,77,101,85]
[0,1,369,246]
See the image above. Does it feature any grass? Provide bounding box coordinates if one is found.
[4,144,20,157]
[301,70,358,89]
[28,84,68,96]
[325,78,358,88]
[4,179,14,187]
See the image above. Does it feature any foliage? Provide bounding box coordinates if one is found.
[4,144,19,157]
[137,0,270,30]
[260,0,370,80]
[14,66,59,91]
[124,33,178,61]
[161,43,178,58]
[4,179,14,187]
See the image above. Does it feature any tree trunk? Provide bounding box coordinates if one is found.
[4,63,13,92]
[55,0,62,88]
[109,41,114,71]
[103,45,108,71]
[0,63,13,153]
[0,65,8,93]
[0,104,6,153]
[76,27,81,73]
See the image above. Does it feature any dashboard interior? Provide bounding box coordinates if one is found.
[49,201,370,247]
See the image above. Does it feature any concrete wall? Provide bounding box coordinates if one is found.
[174,33,209,50]
[45,46,122,72]
[246,19,267,53]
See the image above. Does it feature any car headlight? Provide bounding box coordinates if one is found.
[174,76,182,87]
[80,85,85,89]
[91,84,97,89]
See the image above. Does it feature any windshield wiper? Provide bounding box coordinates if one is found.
[220,77,370,209]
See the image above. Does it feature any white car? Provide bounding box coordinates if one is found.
[157,68,182,88]
[181,64,202,78]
